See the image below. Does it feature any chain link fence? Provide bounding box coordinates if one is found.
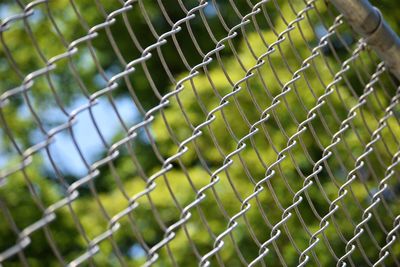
[0,0,399,266]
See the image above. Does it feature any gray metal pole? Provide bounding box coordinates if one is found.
[329,0,400,80]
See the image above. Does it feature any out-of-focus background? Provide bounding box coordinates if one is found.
[0,0,399,266]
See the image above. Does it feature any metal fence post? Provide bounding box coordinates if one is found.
[330,0,400,80]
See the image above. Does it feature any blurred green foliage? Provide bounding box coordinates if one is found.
[0,0,399,266]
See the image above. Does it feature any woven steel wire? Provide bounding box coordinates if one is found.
[0,0,399,266]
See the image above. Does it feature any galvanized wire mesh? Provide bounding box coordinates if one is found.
[0,0,399,266]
